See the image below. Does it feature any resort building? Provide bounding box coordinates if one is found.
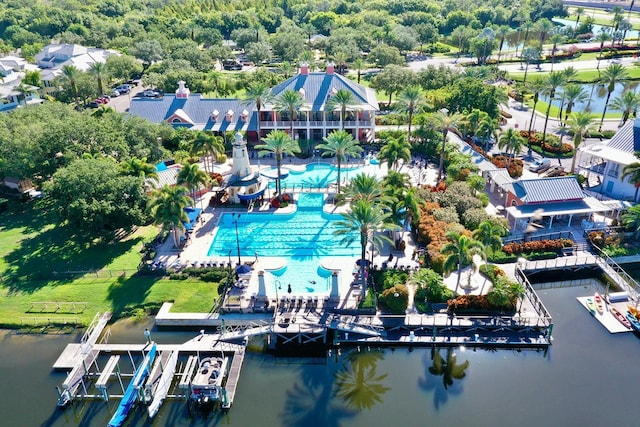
[128,64,379,143]
[576,118,640,202]
[0,56,42,112]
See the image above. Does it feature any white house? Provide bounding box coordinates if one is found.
[577,118,640,202]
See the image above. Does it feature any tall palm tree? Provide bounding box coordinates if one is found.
[242,82,274,144]
[352,58,365,83]
[496,26,510,65]
[378,136,411,172]
[177,163,209,208]
[473,220,507,261]
[498,128,525,168]
[256,129,300,197]
[562,83,588,122]
[521,47,540,85]
[566,112,596,173]
[334,199,398,294]
[325,89,358,131]
[599,63,629,130]
[610,90,640,126]
[61,64,81,109]
[476,115,497,152]
[192,132,224,174]
[315,130,363,193]
[536,19,553,52]
[549,33,564,72]
[275,89,304,139]
[575,7,585,30]
[149,185,192,248]
[595,29,612,74]
[395,85,425,144]
[120,157,159,188]
[541,71,566,142]
[621,158,640,202]
[526,76,546,132]
[441,231,483,296]
[332,52,349,75]
[430,110,464,182]
[88,62,108,97]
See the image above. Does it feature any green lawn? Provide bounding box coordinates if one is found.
[509,66,640,83]
[0,200,219,328]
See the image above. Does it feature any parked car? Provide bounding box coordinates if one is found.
[112,89,120,97]
[115,84,131,94]
[222,59,243,70]
[87,101,100,108]
[528,158,551,173]
[143,89,161,98]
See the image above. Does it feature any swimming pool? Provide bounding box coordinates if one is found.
[262,162,365,189]
[207,193,360,294]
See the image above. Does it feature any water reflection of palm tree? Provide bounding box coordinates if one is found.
[418,348,470,409]
[282,360,355,427]
[334,349,391,410]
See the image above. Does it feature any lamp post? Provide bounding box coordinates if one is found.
[232,213,241,265]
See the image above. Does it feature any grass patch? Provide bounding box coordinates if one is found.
[510,66,640,83]
[0,199,219,327]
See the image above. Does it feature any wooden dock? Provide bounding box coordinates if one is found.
[53,311,111,370]
[222,342,246,409]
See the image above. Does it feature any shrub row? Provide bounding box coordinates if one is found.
[519,131,574,155]
[503,238,574,255]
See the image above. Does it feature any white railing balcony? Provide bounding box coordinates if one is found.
[607,170,619,178]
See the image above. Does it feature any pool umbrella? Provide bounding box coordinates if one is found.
[235,264,252,274]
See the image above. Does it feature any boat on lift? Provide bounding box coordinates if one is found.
[107,343,157,427]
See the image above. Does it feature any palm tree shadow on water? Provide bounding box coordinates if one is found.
[417,347,470,410]
[281,348,391,427]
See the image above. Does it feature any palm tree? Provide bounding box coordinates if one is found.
[149,185,192,248]
[325,89,358,131]
[476,115,497,152]
[441,230,483,296]
[430,110,464,182]
[566,112,596,173]
[256,129,300,197]
[621,204,640,238]
[61,64,81,109]
[88,62,108,97]
[192,132,224,174]
[377,136,411,172]
[343,173,387,204]
[275,89,304,139]
[496,26,510,65]
[599,63,629,131]
[278,61,295,78]
[562,83,588,122]
[333,52,349,75]
[315,130,363,193]
[549,33,564,72]
[536,19,553,52]
[526,76,546,132]
[242,82,274,144]
[473,220,506,262]
[120,157,159,188]
[541,71,566,143]
[575,7,585,31]
[521,47,541,86]
[334,199,398,294]
[595,29,612,74]
[498,128,525,168]
[621,158,640,202]
[610,90,640,126]
[352,58,365,83]
[177,163,209,208]
[395,85,425,144]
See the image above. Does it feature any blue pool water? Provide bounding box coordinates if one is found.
[263,162,364,189]
[207,193,360,294]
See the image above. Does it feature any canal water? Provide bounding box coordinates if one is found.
[2,279,639,426]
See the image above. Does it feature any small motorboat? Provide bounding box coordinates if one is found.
[628,304,640,319]
[626,311,640,332]
[610,307,631,329]
[585,298,596,316]
[594,292,605,315]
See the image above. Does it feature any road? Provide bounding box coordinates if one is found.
[105,83,145,113]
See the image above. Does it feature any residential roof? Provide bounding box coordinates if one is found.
[606,118,640,153]
[580,142,638,166]
[129,95,257,131]
[507,176,584,204]
[269,71,379,112]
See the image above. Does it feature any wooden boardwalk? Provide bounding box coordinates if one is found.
[222,343,246,409]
